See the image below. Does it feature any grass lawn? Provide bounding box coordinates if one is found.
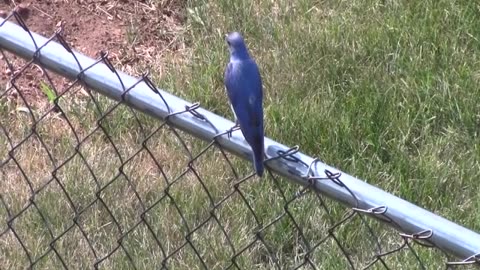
[1,0,480,269]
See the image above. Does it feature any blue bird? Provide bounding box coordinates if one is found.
[224,32,264,177]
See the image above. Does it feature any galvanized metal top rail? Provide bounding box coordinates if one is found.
[1,16,479,263]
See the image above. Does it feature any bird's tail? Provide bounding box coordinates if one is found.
[242,126,265,177]
[253,147,264,177]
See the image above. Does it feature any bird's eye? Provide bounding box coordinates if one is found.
[227,41,231,45]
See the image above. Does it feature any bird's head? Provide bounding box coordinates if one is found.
[226,32,250,60]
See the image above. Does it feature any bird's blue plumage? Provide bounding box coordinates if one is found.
[224,32,264,177]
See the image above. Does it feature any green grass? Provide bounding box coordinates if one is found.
[1,0,480,269]
[161,0,480,267]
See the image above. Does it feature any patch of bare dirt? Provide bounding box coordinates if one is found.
[0,0,186,107]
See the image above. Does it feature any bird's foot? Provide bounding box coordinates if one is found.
[227,123,240,138]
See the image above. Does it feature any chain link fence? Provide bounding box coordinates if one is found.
[1,10,480,269]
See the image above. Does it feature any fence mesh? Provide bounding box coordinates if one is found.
[1,10,479,270]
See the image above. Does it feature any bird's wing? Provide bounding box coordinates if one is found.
[225,59,265,176]
[224,60,263,129]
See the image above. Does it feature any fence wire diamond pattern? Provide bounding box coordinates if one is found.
[1,10,479,269]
